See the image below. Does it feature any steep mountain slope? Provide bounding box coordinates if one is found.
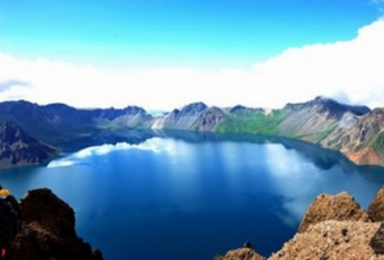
[0,101,96,144]
[151,102,225,131]
[214,97,377,165]
[216,108,283,135]
[215,96,371,141]
[279,96,370,143]
[0,122,57,168]
[0,101,153,145]
[321,108,384,165]
[0,97,383,166]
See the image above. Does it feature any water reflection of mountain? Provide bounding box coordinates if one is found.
[57,129,384,177]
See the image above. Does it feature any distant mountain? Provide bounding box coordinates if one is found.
[321,108,384,165]
[0,101,152,145]
[284,96,370,117]
[0,122,57,168]
[152,102,225,131]
[279,96,371,143]
[0,97,383,166]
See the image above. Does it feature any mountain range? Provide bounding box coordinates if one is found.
[0,96,383,168]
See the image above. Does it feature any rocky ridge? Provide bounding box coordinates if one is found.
[1,97,384,167]
[0,122,57,168]
[368,185,384,222]
[217,185,384,260]
[11,188,103,260]
[298,192,370,233]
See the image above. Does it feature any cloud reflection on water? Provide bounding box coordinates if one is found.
[264,142,382,227]
[47,138,176,168]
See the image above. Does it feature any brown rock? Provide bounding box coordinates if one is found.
[346,147,380,166]
[370,222,384,254]
[11,188,103,260]
[269,220,383,260]
[223,248,266,260]
[298,192,370,233]
[368,185,384,222]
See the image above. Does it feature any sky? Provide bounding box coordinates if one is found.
[0,0,384,111]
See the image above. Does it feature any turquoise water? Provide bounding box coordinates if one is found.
[1,132,383,260]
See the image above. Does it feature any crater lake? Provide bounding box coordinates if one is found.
[1,131,384,260]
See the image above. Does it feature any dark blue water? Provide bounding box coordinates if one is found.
[1,132,384,260]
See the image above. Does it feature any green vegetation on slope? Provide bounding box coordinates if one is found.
[215,110,284,135]
[353,131,384,154]
[312,123,338,144]
[372,131,384,151]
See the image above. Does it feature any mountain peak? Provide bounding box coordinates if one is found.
[314,95,334,102]
[284,96,370,117]
[180,102,208,114]
[122,105,148,115]
[229,105,265,114]
[314,95,332,102]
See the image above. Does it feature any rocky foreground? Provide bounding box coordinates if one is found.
[10,188,102,260]
[216,186,384,260]
[9,185,384,259]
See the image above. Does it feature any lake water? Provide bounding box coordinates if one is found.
[1,131,384,260]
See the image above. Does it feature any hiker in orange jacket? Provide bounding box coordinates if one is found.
[0,186,21,259]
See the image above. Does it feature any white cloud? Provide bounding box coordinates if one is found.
[251,19,384,108]
[1,19,384,110]
[47,138,177,168]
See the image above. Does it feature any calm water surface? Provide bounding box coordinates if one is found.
[1,132,384,260]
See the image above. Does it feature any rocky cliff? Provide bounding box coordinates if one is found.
[217,186,384,260]
[321,107,384,166]
[0,101,153,145]
[151,102,225,131]
[0,122,57,169]
[11,188,103,260]
[297,192,370,233]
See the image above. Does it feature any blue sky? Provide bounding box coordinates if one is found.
[0,0,384,110]
[0,0,380,68]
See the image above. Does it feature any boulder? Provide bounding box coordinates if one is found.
[270,220,381,260]
[298,192,369,233]
[370,222,384,254]
[222,248,265,260]
[11,188,103,260]
[216,191,384,260]
[368,185,384,222]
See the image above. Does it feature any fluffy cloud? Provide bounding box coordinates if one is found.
[251,19,384,108]
[0,19,384,110]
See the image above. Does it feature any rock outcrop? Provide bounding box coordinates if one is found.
[152,102,225,131]
[218,188,384,260]
[368,185,384,222]
[321,107,384,166]
[370,223,384,255]
[269,220,381,260]
[221,248,266,260]
[11,188,103,260]
[298,192,370,233]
